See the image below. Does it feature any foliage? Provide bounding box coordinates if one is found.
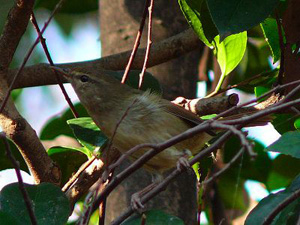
[0,183,70,225]
[0,0,299,224]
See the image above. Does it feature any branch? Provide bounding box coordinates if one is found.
[110,131,233,225]
[121,0,150,84]
[7,28,202,89]
[138,0,154,89]
[202,147,245,186]
[0,0,34,69]
[172,94,239,116]
[0,0,61,184]
[30,12,78,118]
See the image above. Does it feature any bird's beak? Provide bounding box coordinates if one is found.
[50,66,71,78]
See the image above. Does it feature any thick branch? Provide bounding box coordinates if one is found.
[0,0,34,69]
[0,82,61,184]
[0,0,61,184]
[7,29,201,89]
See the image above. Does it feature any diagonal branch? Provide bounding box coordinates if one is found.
[0,0,65,184]
[7,28,202,89]
[0,0,34,69]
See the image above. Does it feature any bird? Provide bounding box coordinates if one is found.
[52,67,213,173]
[51,66,267,210]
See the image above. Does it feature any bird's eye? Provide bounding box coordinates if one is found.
[80,75,89,82]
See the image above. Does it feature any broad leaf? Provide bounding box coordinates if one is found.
[266,155,300,191]
[0,183,70,225]
[272,114,297,134]
[266,131,300,159]
[261,18,281,63]
[294,118,300,130]
[67,117,108,152]
[246,174,300,225]
[47,146,88,184]
[207,0,280,37]
[214,32,247,76]
[178,0,218,46]
[0,139,28,173]
[40,103,88,140]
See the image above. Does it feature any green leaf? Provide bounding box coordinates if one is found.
[246,174,300,225]
[40,103,88,140]
[108,70,162,94]
[178,0,218,46]
[200,114,217,120]
[47,146,88,184]
[207,0,280,37]
[218,172,249,211]
[272,114,297,134]
[224,137,272,184]
[214,32,247,76]
[294,118,300,130]
[67,117,108,152]
[266,155,300,191]
[35,0,98,14]
[122,210,184,225]
[0,183,70,225]
[261,18,280,63]
[11,89,23,101]
[0,139,29,173]
[266,131,300,159]
[230,39,272,93]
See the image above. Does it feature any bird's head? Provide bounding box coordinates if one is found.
[50,66,135,107]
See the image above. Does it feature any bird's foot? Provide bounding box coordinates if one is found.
[176,157,191,171]
[130,182,158,213]
[131,192,146,213]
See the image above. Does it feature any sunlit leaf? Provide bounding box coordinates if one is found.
[214,32,247,76]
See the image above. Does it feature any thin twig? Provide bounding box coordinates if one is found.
[106,98,139,153]
[30,13,78,118]
[138,0,154,89]
[121,0,151,84]
[263,188,300,225]
[209,121,255,158]
[0,0,66,113]
[110,131,233,225]
[62,156,97,192]
[202,147,245,186]
[0,133,37,225]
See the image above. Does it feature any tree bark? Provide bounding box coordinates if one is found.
[99,1,203,224]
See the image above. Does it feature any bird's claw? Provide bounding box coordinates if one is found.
[176,157,190,171]
[131,193,145,213]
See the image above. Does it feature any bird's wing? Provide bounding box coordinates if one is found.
[163,100,204,125]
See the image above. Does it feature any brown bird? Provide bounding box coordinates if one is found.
[51,67,267,209]
[53,67,213,174]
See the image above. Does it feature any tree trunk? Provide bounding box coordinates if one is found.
[99,1,203,224]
